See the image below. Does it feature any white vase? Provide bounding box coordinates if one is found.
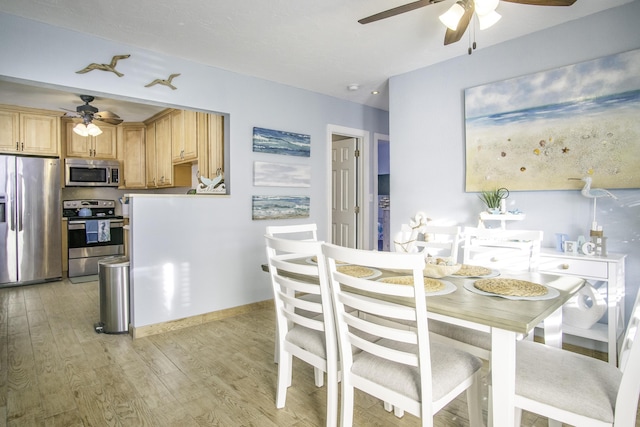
[562,283,607,329]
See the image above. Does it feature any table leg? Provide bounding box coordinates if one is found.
[491,327,517,427]
[543,307,563,348]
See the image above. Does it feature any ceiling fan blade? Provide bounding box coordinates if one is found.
[94,116,123,125]
[501,0,576,5]
[444,2,474,45]
[358,0,444,24]
[94,111,123,125]
[94,110,120,119]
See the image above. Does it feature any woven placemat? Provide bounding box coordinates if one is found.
[337,265,375,278]
[453,264,493,277]
[474,278,547,297]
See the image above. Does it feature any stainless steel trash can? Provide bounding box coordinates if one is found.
[95,256,130,334]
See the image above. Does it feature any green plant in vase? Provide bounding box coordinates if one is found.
[478,187,509,213]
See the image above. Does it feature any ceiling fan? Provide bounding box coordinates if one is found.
[358,0,577,47]
[62,95,123,126]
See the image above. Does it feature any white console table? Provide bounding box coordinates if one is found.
[539,248,626,365]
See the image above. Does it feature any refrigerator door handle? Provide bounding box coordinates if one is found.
[16,173,22,232]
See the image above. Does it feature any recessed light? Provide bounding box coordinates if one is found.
[371,91,379,95]
[347,84,359,91]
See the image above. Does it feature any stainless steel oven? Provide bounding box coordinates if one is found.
[63,200,124,278]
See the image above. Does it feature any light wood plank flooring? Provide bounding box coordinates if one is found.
[0,278,638,426]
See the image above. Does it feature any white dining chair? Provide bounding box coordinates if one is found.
[322,243,483,427]
[265,223,320,362]
[462,227,543,272]
[414,225,462,264]
[428,227,545,360]
[264,235,338,427]
[492,285,640,427]
[265,223,318,241]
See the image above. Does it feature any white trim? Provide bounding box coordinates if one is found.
[373,132,389,251]
[327,125,371,249]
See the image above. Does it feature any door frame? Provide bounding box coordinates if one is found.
[372,132,390,250]
[327,125,370,249]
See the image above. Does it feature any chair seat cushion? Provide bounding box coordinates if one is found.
[351,339,482,401]
[286,325,326,358]
[515,340,621,423]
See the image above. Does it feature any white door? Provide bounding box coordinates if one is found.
[332,137,358,247]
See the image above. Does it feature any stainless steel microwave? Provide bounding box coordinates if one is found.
[65,158,121,187]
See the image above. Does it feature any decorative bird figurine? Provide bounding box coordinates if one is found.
[145,73,181,90]
[569,177,618,199]
[76,54,130,77]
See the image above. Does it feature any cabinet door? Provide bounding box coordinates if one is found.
[20,113,59,156]
[65,121,93,157]
[145,122,157,187]
[171,110,198,163]
[155,114,173,187]
[92,125,117,159]
[0,109,19,152]
[121,125,146,189]
[197,112,225,181]
[182,110,198,161]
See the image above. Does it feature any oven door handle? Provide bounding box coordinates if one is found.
[68,220,124,230]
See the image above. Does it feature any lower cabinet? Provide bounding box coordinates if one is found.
[539,248,626,365]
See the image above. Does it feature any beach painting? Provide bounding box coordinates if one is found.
[253,127,311,157]
[254,161,311,187]
[252,195,310,220]
[465,48,640,191]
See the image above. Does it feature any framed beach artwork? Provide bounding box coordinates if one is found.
[464,48,640,192]
[252,195,310,220]
[254,161,311,187]
[252,127,311,157]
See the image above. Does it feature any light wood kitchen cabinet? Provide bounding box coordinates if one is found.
[171,109,198,163]
[0,105,59,156]
[63,119,117,159]
[145,110,190,188]
[197,112,224,183]
[119,123,146,189]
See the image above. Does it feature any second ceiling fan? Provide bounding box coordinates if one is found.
[359,0,577,47]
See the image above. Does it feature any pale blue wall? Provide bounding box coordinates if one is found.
[0,12,388,307]
[389,2,640,333]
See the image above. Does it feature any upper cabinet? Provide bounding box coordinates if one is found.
[0,105,59,156]
[119,124,146,189]
[145,110,190,188]
[171,109,198,164]
[197,112,224,183]
[63,119,117,159]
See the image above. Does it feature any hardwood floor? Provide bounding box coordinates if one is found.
[0,278,638,426]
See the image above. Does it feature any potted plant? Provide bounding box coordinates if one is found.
[478,187,509,213]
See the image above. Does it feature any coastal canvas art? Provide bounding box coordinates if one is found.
[254,161,311,187]
[465,48,640,192]
[252,127,311,157]
[252,195,310,220]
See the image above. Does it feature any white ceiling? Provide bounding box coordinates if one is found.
[0,0,633,119]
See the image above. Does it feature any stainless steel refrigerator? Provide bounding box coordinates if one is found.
[1,155,62,287]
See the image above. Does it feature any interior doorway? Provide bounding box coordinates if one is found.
[328,125,370,249]
[376,137,390,251]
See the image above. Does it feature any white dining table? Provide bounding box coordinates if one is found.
[261,261,584,426]
[426,270,584,427]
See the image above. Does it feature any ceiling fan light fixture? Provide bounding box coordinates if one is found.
[474,0,499,16]
[86,123,103,136]
[73,123,89,137]
[439,2,465,31]
[478,10,501,30]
